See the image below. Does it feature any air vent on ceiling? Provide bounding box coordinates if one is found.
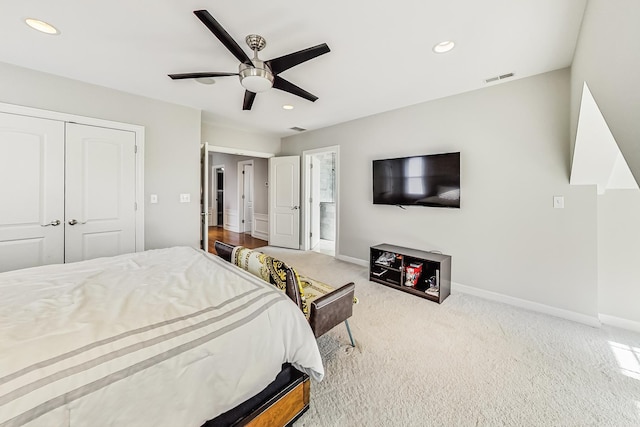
[289,126,307,132]
[484,72,514,84]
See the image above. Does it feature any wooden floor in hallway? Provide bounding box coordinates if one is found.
[207,226,268,255]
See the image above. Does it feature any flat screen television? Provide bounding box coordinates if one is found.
[372,152,460,208]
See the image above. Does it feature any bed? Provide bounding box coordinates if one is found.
[0,246,324,427]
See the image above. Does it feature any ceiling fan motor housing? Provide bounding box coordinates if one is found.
[239,58,274,93]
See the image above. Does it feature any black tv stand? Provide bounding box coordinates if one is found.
[369,244,451,303]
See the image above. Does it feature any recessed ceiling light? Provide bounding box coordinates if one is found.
[282,105,294,110]
[195,77,216,85]
[25,18,60,35]
[432,40,455,54]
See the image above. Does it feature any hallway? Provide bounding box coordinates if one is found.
[207,226,267,255]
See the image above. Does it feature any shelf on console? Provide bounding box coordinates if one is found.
[369,244,451,304]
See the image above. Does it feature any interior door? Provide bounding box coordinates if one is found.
[243,164,254,233]
[201,143,209,251]
[64,123,136,263]
[0,112,65,272]
[269,156,300,249]
[310,157,321,249]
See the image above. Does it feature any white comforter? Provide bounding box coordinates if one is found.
[0,247,323,427]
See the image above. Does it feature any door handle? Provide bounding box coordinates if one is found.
[68,219,87,226]
[291,206,299,210]
[41,219,61,227]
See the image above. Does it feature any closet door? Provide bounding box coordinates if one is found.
[64,123,136,263]
[0,112,65,272]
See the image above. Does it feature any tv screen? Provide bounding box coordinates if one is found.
[373,152,460,208]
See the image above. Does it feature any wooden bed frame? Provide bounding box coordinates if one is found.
[203,364,310,427]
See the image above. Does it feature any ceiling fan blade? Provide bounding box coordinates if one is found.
[243,91,256,110]
[273,76,318,102]
[266,43,330,75]
[194,10,253,66]
[168,72,238,80]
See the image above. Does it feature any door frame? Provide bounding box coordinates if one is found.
[205,144,274,238]
[302,146,340,255]
[237,160,254,233]
[0,101,145,252]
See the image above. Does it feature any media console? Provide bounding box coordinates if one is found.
[369,244,451,303]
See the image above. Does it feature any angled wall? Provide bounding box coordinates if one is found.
[570,0,640,181]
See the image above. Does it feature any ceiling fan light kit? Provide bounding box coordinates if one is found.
[169,10,330,110]
[239,59,274,93]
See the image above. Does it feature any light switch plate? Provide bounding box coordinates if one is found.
[150,194,158,204]
[180,193,190,203]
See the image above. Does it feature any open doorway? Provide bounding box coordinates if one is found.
[204,147,272,254]
[303,146,339,257]
[210,165,224,227]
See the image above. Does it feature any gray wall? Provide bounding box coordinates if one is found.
[282,69,600,318]
[202,121,281,154]
[0,61,201,249]
[570,0,640,179]
[597,190,640,323]
[570,0,640,324]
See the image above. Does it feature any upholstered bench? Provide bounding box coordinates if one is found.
[214,241,356,347]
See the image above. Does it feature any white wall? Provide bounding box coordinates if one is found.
[282,69,600,319]
[202,121,281,154]
[0,61,201,249]
[597,190,640,324]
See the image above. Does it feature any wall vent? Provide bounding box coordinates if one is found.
[484,72,514,84]
[289,126,307,132]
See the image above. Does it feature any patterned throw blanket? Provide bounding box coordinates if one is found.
[232,247,309,316]
[231,247,358,319]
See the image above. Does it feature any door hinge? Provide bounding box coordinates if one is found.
[310,163,313,168]
[310,232,313,237]
[242,220,245,224]
[134,145,138,154]
[309,197,313,203]
[134,202,138,211]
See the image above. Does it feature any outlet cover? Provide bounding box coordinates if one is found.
[180,193,190,203]
[553,196,564,209]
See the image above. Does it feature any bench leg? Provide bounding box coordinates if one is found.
[344,320,355,347]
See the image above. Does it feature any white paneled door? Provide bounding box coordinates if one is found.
[269,156,300,249]
[0,113,138,272]
[0,113,65,271]
[201,142,209,252]
[64,123,136,263]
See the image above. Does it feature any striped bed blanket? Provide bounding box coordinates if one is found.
[0,247,323,427]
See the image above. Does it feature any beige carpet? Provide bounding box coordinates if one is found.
[260,247,640,427]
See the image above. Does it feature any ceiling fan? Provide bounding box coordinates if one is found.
[169,10,330,111]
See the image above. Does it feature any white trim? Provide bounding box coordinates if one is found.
[0,101,145,252]
[336,254,369,267]
[252,213,269,241]
[206,144,275,158]
[599,314,640,333]
[339,250,603,328]
[451,281,601,328]
[237,160,254,233]
[224,209,239,233]
[302,146,340,256]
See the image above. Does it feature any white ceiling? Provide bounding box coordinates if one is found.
[1,0,587,137]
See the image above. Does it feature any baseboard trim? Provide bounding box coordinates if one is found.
[452,281,601,328]
[339,254,603,328]
[599,314,640,333]
[336,254,368,267]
